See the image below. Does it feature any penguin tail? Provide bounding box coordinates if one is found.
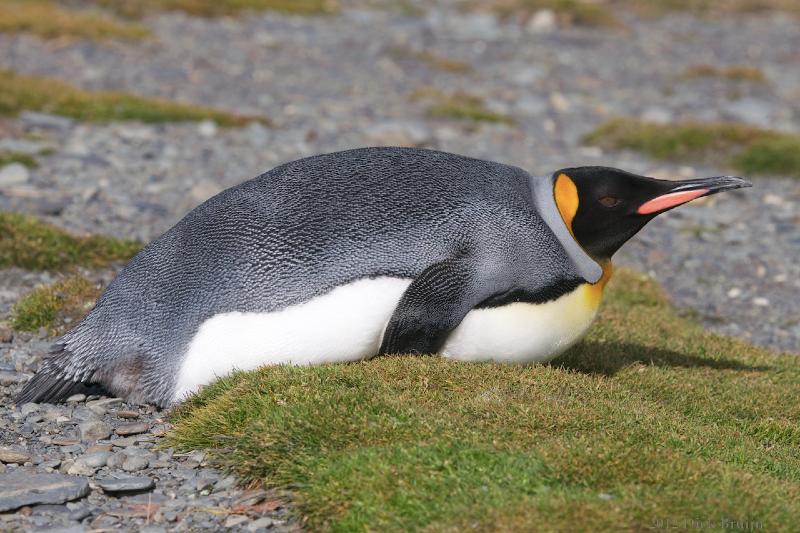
[15,341,105,405]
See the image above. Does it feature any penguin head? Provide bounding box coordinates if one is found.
[551,166,751,260]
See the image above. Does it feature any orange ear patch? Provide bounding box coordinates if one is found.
[554,173,579,235]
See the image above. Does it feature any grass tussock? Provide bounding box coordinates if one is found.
[0,212,140,271]
[0,0,150,41]
[0,69,265,126]
[0,151,37,168]
[11,275,100,334]
[93,0,338,18]
[170,269,799,531]
[412,88,515,125]
[585,118,800,176]
[681,64,766,82]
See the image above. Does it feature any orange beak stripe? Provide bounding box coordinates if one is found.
[637,189,709,215]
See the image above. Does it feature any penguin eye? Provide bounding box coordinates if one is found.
[599,196,621,208]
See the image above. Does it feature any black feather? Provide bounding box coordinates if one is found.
[15,345,105,405]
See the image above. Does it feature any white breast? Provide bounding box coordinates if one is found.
[172,277,601,402]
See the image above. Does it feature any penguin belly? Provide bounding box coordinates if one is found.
[440,284,601,363]
[172,278,602,402]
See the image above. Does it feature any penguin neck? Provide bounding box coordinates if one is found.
[529,174,604,284]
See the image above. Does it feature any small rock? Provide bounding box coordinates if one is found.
[97,474,154,494]
[753,297,770,307]
[225,514,250,528]
[727,287,742,298]
[0,470,89,512]
[19,111,74,130]
[0,163,30,186]
[79,420,112,441]
[197,120,218,138]
[115,422,149,436]
[86,398,123,409]
[527,9,557,33]
[66,394,86,403]
[121,455,149,472]
[78,451,111,469]
[106,451,127,469]
[0,446,31,464]
[248,517,275,531]
[116,409,140,419]
[0,371,23,386]
[641,106,673,124]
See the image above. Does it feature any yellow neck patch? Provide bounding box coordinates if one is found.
[554,173,579,235]
[584,261,614,307]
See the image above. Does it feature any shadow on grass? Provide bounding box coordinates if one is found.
[553,341,771,377]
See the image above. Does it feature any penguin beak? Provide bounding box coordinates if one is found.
[637,175,752,215]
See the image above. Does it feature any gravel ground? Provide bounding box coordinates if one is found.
[0,2,798,530]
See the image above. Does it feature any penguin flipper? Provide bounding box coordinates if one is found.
[379,259,506,355]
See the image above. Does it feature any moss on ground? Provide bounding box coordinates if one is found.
[170,269,799,531]
[0,212,140,271]
[0,69,265,126]
[585,118,800,177]
[412,88,514,125]
[93,0,338,18]
[0,0,150,41]
[10,275,100,334]
[681,64,766,82]
[387,47,473,74]
[0,151,38,168]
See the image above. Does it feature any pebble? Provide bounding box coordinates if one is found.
[79,420,112,442]
[0,163,30,186]
[97,474,155,494]
[0,446,31,464]
[115,422,149,436]
[18,111,74,131]
[121,455,149,472]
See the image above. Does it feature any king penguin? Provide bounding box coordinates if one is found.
[16,147,751,407]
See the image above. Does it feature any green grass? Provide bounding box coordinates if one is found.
[0,211,141,271]
[0,0,150,41]
[0,69,266,126]
[93,0,338,18]
[170,269,799,531]
[10,275,100,334]
[585,118,800,177]
[0,151,37,168]
[412,88,515,125]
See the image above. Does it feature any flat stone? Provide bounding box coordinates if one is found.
[115,422,149,436]
[116,410,140,419]
[79,420,112,441]
[0,446,31,464]
[0,163,30,186]
[66,394,86,403]
[0,470,89,512]
[97,474,155,494]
